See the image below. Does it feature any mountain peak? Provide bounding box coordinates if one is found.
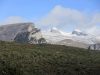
[74,29,81,32]
[72,29,88,36]
[50,27,61,33]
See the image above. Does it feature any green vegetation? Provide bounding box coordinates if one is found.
[0,41,100,75]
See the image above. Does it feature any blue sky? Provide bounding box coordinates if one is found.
[0,0,100,21]
[0,0,100,34]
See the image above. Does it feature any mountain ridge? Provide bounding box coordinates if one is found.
[42,27,99,49]
[0,23,99,50]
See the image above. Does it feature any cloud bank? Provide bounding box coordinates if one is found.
[37,5,100,36]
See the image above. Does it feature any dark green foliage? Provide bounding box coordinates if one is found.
[0,41,100,75]
[38,38,47,44]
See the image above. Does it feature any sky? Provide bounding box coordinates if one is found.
[0,0,100,36]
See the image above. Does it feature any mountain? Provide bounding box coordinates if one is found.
[0,23,46,44]
[42,27,96,49]
[71,29,96,44]
[0,23,99,50]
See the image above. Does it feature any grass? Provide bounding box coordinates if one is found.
[0,41,100,75]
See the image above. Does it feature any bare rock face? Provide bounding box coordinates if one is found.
[0,22,46,44]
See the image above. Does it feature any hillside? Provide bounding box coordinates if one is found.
[0,41,100,75]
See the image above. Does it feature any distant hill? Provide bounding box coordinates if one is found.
[0,41,100,75]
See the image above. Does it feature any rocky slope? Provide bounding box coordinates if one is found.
[0,23,46,44]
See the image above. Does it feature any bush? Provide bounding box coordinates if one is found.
[0,41,100,75]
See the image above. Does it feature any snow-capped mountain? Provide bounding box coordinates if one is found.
[72,29,88,36]
[42,27,97,49]
[71,29,96,44]
[42,27,71,43]
[50,27,70,36]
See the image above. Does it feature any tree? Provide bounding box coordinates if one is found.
[38,38,47,44]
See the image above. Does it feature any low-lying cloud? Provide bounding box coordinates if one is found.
[37,5,100,36]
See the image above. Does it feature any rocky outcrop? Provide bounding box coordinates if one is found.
[0,22,46,44]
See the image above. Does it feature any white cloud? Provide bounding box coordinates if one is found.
[37,5,100,36]
[37,5,84,26]
[0,16,29,25]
